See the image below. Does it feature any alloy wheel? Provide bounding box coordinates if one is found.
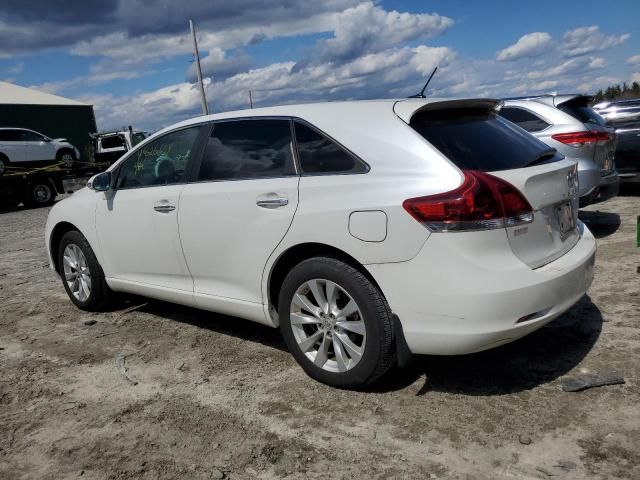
[63,244,91,302]
[290,279,366,373]
[61,153,74,167]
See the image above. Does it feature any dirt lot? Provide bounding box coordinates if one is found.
[1,190,639,480]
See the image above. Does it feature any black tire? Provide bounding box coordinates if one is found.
[23,180,56,208]
[58,230,112,311]
[57,149,76,168]
[0,154,8,176]
[278,257,395,389]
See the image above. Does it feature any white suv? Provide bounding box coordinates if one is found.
[45,99,596,388]
[0,128,79,175]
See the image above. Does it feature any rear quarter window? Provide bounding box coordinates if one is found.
[498,107,550,132]
[410,108,558,171]
[293,121,368,175]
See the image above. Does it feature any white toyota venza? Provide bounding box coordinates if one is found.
[45,99,596,388]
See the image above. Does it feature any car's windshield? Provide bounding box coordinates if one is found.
[410,108,560,171]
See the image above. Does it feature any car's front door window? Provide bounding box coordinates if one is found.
[116,127,201,189]
[19,130,45,142]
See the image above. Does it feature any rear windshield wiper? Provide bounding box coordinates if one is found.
[524,148,558,167]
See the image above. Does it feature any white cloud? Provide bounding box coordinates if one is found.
[50,13,629,133]
[562,26,630,57]
[186,48,252,82]
[496,32,552,61]
[7,62,24,74]
[627,55,640,65]
[314,2,453,62]
[34,63,153,94]
[0,0,363,57]
[410,46,456,75]
[512,79,559,94]
[525,56,604,80]
[576,75,623,93]
[70,9,353,61]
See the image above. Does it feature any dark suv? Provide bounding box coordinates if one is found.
[593,99,640,185]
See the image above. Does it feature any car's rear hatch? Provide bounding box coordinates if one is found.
[555,95,616,175]
[395,98,580,269]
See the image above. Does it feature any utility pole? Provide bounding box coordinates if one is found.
[249,90,254,108]
[189,19,209,115]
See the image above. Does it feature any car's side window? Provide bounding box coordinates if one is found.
[116,126,201,189]
[293,121,368,175]
[0,130,18,141]
[101,135,126,150]
[499,107,550,133]
[197,119,296,181]
[20,130,44,142]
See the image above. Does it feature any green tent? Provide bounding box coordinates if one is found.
[0,81,97,162]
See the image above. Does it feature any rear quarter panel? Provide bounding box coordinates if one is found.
[262,103,462,304]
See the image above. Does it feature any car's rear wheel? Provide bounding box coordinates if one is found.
[278,257,395,388]
[0,154,9,176]
[23,180,56,208]
[58,230,112,311]
[57,149,76,168]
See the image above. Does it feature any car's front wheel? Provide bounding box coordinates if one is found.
[57,149,76,168]
[278,257,395,388]
[58,230,112,311]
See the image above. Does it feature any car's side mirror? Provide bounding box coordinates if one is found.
[88,172,112,192]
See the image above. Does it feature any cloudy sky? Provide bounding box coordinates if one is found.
[1,0,638,131]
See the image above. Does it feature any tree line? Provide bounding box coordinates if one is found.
[592,81,640,102]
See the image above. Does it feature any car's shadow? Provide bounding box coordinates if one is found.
[112,295,287,352]
[579,210,621,238]
[113,294,602,396]
[619,183,640,197]
[0,203,25,214]
[373,296,603,395]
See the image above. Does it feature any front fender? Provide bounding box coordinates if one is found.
[45,188,101,272]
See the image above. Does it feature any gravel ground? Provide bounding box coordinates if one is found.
[1,190,639,480]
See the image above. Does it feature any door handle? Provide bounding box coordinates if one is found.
[154,202,176,212]
[256,197,289,209]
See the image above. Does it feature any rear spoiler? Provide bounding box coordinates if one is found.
[393,98,500,123]
[553,94,593,107]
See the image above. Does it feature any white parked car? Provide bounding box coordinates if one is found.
[45,99,596,388]
[0,127,79,175]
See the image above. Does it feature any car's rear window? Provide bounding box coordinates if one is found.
[558,101,606,126]
[410,108,558,171]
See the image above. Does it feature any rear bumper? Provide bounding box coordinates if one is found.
[366,223,596,355]
[579,171,620,207]
[576,160,601,200]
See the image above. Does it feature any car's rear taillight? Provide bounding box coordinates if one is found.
[551,131,612,147]
[402,171,533,232]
